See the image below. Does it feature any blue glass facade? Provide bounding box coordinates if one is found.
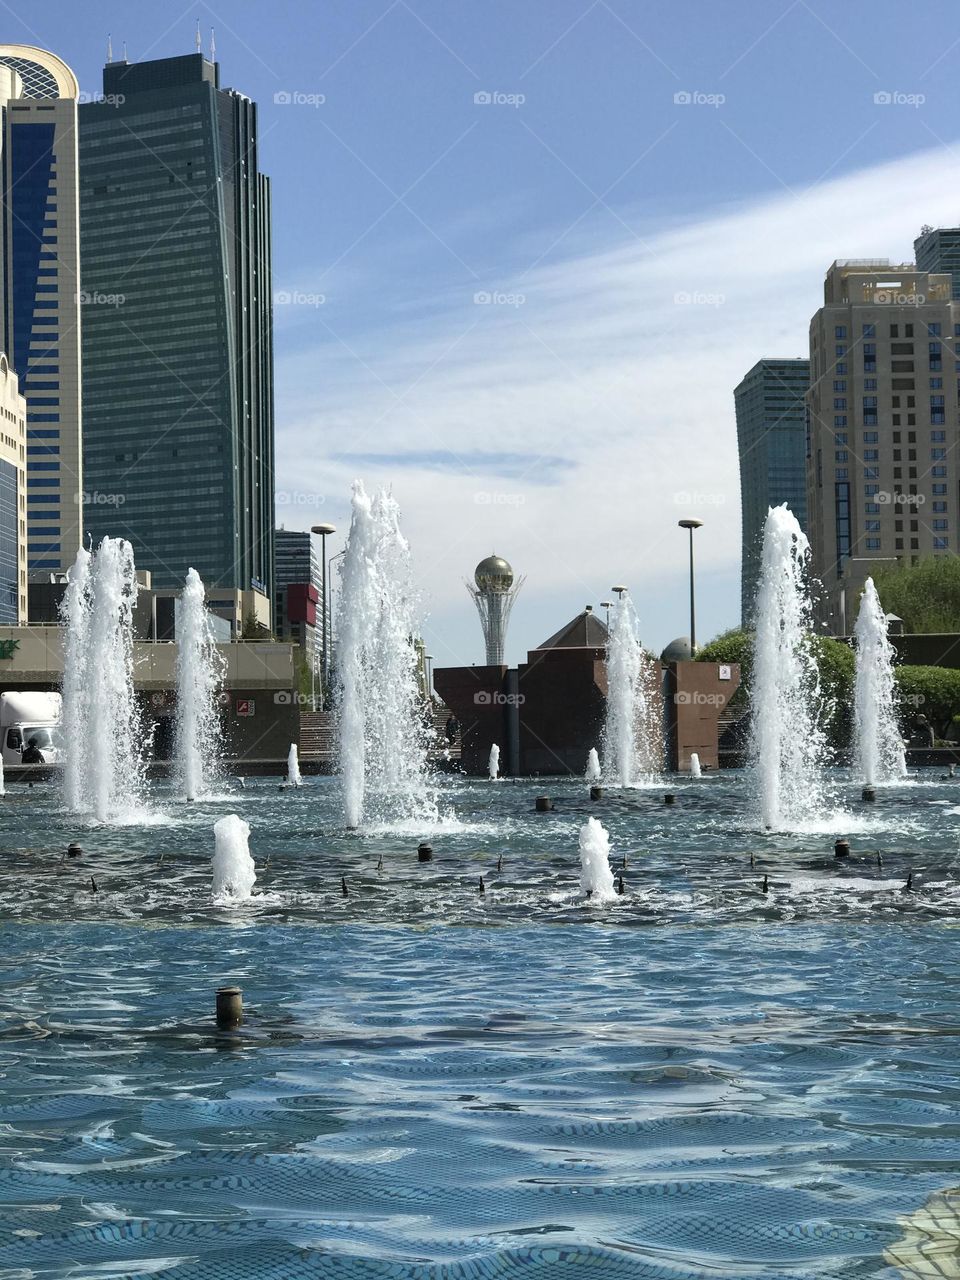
[735,358,810,625]
[79,55,274,597]
[8,123,55,379]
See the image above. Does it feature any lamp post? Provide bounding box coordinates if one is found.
[600,599,612,629]
[425,654,434,700]
[311,523,336,711]
[678,519,703,653]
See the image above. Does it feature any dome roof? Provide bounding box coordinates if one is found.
[660,636,693,663]
[474,555,514,593]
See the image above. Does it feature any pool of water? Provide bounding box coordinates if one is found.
[0,772,958,1277]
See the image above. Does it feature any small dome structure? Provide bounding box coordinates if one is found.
[474,555,514,594]
[660,636,693,663]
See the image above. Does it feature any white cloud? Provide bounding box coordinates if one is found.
[275,143,960,664]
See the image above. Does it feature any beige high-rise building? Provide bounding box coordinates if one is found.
[806,260,959,632]
[0,352,28,622]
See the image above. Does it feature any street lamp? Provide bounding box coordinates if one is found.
[600,599,612,629]
[678,519,703,653]
[311,523,336,710]
[611,584,627,599]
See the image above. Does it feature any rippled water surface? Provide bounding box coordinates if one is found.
[0,771,959,1278]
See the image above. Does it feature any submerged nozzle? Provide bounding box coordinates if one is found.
[341,876,348,897]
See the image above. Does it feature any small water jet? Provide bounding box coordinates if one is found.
[853,576,906,786]
[488,743,500,781]
[286,743,303,788]
[212,814,256,902]
[601,592,660,786]
[585,748,601,782]
[578,816,615,900]
[689,752,702,778]
[60,538,145,822]
[749,505,826,831]
[175,568,225,801]
[335,482,437,829]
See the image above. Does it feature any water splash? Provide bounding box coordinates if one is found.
[749,505,826,831]
[211,814,256,902]
[601,593,660,786]
[175,569,225,801]
[578,817,615,900]
[336,482,437,829]
[287,743,302,788]
[854,577,906,786]
[488,743,500,781]
[585,748,601,782]
[690,751,702,778]
[60,538,145,822]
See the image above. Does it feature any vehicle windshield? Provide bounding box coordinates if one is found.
[22,727,59,750]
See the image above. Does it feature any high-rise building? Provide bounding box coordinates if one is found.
[915,225,960,300]
[78,53,274,601]
[734,358,809,625]
[806,260,959,631]
[274,529,322,663]
[0,354,27,622]
[0,45,82,575]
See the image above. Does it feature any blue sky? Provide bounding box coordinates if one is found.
[12,1,960,664]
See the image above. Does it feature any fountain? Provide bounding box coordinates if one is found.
[211,814,256,902]
[578,816,615,899]
[689,751,702,778]
[175,568,225,801]
[750,505,826,830]
[60,538,145,822]
[585,748,601,782]
[286,743,303,788]
[336,482,437,829]
[488,743,500,781]
[601,592,660,786]
[854,577,906,786]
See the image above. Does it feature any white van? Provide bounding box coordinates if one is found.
[0,691,62,766]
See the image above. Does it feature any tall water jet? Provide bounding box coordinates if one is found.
[585,747,601,782]
[601,592,660,786]
[336,482,437,829]
[854,577,906,785]
[60,538,145,822]
[578,817,615,900]
[488,743,500,781]
[175,568,225,801]
[750,505,826,830]
[286,743,302,788]
[689,751,702,779]
[212,814,256,902]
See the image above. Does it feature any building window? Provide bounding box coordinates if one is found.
[863,431,879,443]
[933,500,948,512]
[833,380,846,393]
[929,322,942,336]
[865,502,880,514]
[934,518,949,530]
[866,520,880,532]
[835,432,848,444]
[934,537,949,548]
[933,466,947,476]
[865,484,879,495]
[863,323,876,337]
[864,378,877,390]
[836,363,847,375]
[931,377,943,388]
[863,449,879,460]
[865,538,881,550]
[836,468,849,479]
[933,483,947,494]
[931,430,946,442]
[932,447,946,459]
[834,399,847,410]
[835,325,846,339]
[834,415,847,428]
[864,467,879,478]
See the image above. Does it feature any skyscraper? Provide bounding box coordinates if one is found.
[78,53,274,602]
[806,260,960,631]
[915,225,960,300]
[0,45,82,575]
[734,358,809,625]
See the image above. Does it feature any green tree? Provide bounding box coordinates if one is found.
[873,556,960,633]
[696,628,854,751]
[894,665,960,739]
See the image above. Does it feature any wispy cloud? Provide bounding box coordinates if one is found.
[276,143,960,664]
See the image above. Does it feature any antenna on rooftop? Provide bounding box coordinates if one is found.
[107,33,113,63]
[195,18,202,53]
[210,28,216,59]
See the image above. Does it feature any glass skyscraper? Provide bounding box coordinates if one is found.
[0,45,83,574]
[78,53,274,600]
[734,358,810,625]
[915,226,960,300]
